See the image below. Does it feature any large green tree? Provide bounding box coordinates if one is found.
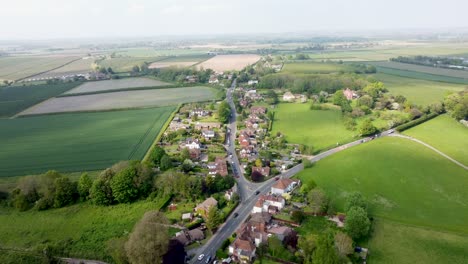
[111,166,139,203]
[308,188,328,214]
[359,118,377,136]
[160,155,173,171]
[218,101,231,124]
[125,211,169,264]
[344,192,367,212]
[345,207,371,240]
[312,230,339,264]
[78,173,93,200]
[53,176,76,208]
[205,206,222,231]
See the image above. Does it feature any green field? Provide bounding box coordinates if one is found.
[97,57,166,72]
[403,115,468,165]
[368,219,468,264]
[34,58,94,79]
[0,82,81,117]
[297,137,468,263]
[282,62,348,74]
[373,73,465,105]
[297,137,468,232]
[0,106,174,177]
[371,61,468,80]
[64,77,170,94]
[271,103,356,151]
[374,66,468,84]
[0,199,174,262]
[0,56,80,81]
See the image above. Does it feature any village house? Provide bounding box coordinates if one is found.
[190,109,210,117]
[252,194,285,214]
[202,130,215,139]
[250,106,267,115]
[245,89,263,100]
[239,98,249,108]
[228,238,256,264]
[185,75,198,83]
[175,228,205,246]
[225,184,238,201]
[208,157,228,176]
[181,138,201,150]
[282,91,296,102]
[248,80,259,85]
[267,226,294,242]
[194,122,222,131]
[208,76,219,84]
[271,178,300,195]
[189,148,201,161]
[195,197,218,217]
[343,88,358,100]
[252,166,270,177]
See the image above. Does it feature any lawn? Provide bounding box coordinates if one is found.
[0,198,173,262]
[282,62,348,74]
[367,219,468,264]
[0,56,79,81]
[271,103,357,152]
[64,77,170,95]
[0,106,174,177]
[403,114,468,165]
[373,73,465,105]
[19,86,216,115]
[0,82,81,117]
[296,137,468,233]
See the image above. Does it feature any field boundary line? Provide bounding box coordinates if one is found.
[390,134,467,170]
[142,104,181,162]
[16,57,83,82]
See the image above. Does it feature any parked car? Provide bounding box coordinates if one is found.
[205,255,212,263]
[274,177,279,181]
[233,212,239,218]
[198,254,205,261]
[255,190,260,195]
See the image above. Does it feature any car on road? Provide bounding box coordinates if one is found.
[274,176,279,181]
[233,212,239,218]
[389,129,395,134]
[198,254,205,261]
[205,255,212,263]
[255,190,260,195]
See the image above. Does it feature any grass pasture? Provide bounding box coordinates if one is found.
[374,66,468,84]
[403,115,468,165]
[373,73,465,105]
[282,62,348,74]
[64,77,170,94]
[97,57,166,73]
[0,82,81,117]
[271,103,356,152]
[0,56,80,81]
[19,86,215,115]
[297,137,468,233]
[0,198,173,262]
[368,219,468,264]
[0,106,174,176]
[370,61,468,80]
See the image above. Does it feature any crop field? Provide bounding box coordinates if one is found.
[32,58,94,79]
[296,136,468,263]
[197,54,261,71]
[114,48,209,57]
[281,62,348,74]
[0,82,81,117]
[0,56,80,81]
[370,61,468,80]
[373,66,468,84]
[65,77,170,94]
[19,86,215,115]
[403,115,468,165]
[271,103,356,152]
[0,198,174,262]
[148,61,198,69]
[368,219,468,264]
[97,57,166,72]
[373,73,465,105]
[0,106,174,177]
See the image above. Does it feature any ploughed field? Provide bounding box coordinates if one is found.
[0,106,174,177]
[19,86,215,115]
[197,54,261,71]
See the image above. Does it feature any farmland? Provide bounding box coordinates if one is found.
[97,57,166,73]
[0,56,80,81]
[197,54,261,71]
[373,73,465,105]
[32,57,94,80]
[148,61,198,69]
[373,66,468,84]
[403,115,468,165]
[271,103,356,152]
[296,137,468,263]
[0,82,81,117]
[64,77,170,94]
[281,62,348,74]
[370,61,468,80]
[19,86,215,115]
[0,106,174,177]
[0,198,174,263]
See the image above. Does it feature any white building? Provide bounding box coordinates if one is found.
[252,195,285,214]
[271,178,300,195]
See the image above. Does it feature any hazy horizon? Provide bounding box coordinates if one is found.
[1,0,467,40]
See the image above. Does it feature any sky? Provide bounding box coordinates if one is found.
[1,0,467,40]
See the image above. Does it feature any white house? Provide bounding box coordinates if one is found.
[252,195,285,214]
[248,80,258,85]
[271,178,300,195]
[185,139,201,149]
[283,91,296,101]
[202,130,215,139]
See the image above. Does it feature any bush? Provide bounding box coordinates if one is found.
[395,113,439,132]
